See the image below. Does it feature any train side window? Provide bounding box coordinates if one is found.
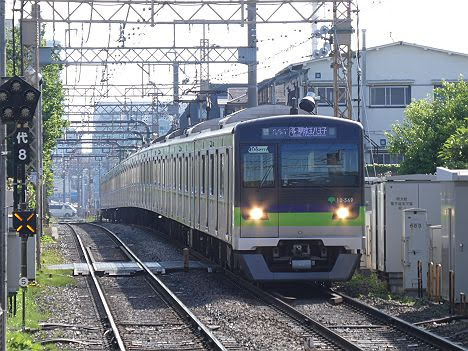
[162,159,165,188]
[178,157,182,190]
[156,158,159,185]
[194,154,198,193]
[201,154,206,194]
[144,161,147,184]
[210,153,215,195]
[185,157,189,192]
[173,157,176,189]
[219,153,224,197]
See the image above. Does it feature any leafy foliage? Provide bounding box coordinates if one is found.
[387,79,468,174]
[341,272,389,298]
[7,333,43,351]
[366,164,401,177]
[41,63,67,197]
[439,123,468,169]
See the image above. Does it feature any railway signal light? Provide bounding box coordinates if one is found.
[0,76,40,123]
[12,210,37,237]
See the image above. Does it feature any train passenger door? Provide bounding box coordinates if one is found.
[240,144,279,238]
[207,150,217,234]
[217,150,227,237]
[185,155,190,225]
[200,152,208,230]
[194,152,200,229]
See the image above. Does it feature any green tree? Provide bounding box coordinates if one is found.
[387,79,468,174]
[439,123,468,169]
[6,27,67,199]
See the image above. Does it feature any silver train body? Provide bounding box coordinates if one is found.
[100,105,364,281]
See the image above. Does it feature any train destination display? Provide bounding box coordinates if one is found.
[262,126,336,139]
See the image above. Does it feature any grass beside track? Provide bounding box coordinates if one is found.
[336,271,419,306]
[7,233,75,351]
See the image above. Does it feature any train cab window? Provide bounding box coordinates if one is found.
[280,143,359,187]
[242,145,275,188]
[210,154,215,195]
[201,154,206,194]
[219,153,225,197]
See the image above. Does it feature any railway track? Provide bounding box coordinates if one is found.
[121,222,467,351]
[87,223,364,350]
[330,290,467,350]
[66,223,227,351]
[72,222,467,350]
[103,223,365,350]
[266,284,467,350]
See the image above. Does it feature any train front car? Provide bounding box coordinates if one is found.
[234,115,364,282]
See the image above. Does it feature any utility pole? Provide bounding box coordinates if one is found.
[32,3,42,270]
[0,0,8,347]
[247,0,257,107]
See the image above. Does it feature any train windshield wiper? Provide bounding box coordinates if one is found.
[258,165,273,189]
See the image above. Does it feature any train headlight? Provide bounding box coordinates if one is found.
[249,207,265,220]
[335,207,350,220]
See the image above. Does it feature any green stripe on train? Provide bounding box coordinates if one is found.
[234,206,365,227]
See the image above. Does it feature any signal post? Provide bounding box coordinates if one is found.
[0,76,41,329]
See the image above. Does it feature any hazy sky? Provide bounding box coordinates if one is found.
[357,0,468,54]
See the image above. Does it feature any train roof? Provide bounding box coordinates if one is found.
[104,105,362,175]
[219,105,308,126]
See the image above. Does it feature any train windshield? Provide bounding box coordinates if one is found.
[242,145,275,188]
[280,143,359,187]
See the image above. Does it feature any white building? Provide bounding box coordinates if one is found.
[258,40,468,163]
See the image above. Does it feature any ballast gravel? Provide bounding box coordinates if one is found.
[31,225,107,350]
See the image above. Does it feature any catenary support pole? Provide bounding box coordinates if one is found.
[247,0,257,107]
[0,0,8,348]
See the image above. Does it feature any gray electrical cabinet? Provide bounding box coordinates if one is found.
[376,175,441,274]
[7,230,21,295]
[438,168,468,302]
[402,209,429,291]
[27,236,36,280]
[364,179,379,271]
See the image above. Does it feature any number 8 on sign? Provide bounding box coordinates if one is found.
[18,149,27,161]
[16,147,29,163]
[13,127,32,164]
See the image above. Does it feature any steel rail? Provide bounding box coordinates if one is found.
[333,291,467,351]
[88,223,228,351]
[183,246,362,351]
[66,224,127,351]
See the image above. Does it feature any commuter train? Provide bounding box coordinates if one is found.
[100,105,364,282]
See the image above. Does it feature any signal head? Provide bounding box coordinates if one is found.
[20,107,31,120]
[11,80,22,92]
[2,107,14,120]
[0,90,8,102]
